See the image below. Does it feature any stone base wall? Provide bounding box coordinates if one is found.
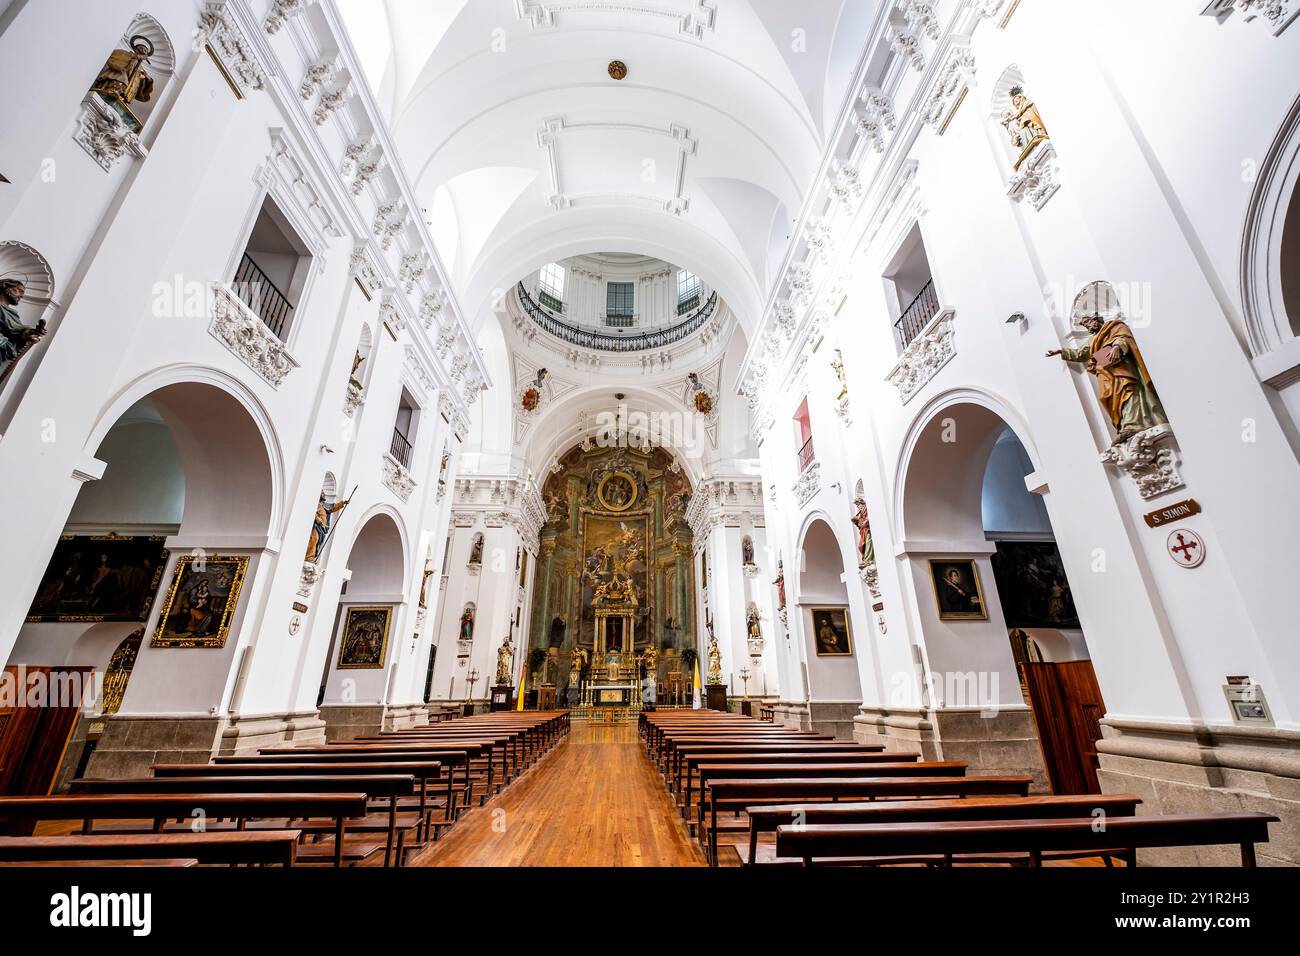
[1097,719,1300,867]
[855,704,1049,792]
[807,701,860,740]
[770,700,810,730]
[85,710,326,778]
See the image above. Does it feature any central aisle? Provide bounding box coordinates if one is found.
[413,719,705,867]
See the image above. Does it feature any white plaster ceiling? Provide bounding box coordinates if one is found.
[338,0,881,336]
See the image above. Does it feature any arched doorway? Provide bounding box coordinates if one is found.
[792,518,860,738]
[318,510,407,739]
[898,396,1105,792]
[13,379,276,777]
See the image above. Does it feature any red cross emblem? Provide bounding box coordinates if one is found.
[1166,528,1206,568]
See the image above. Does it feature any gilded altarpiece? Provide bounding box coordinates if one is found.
[529,445,695,697]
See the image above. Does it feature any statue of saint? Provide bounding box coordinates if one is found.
[831,349,848,400]
[747,607,762,641]
[851,496,875,568]
[468,534,484,565]
[0,279,46,384]
[495,638,514,685]
[741,537,755,566]
[706,637,722,685]
[773,561,787,611]
[1001,85,1049,168]
[569,644,587,675]
[305,493,349,564]
[90,36,156,130]
[1047,312,1168,445]
[349,351,366,388]
[642,643,659,673]
[459,606,475,641]
[418,562,435,608]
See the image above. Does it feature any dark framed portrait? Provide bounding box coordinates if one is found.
[151,554,249,648]
[27,534,168,623]
[928,559,988,622]
[338,605,392,669]
[988,541,1079,629]
[809,606,853,657]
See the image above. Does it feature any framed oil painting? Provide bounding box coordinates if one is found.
[151,554,249,648]
[27,534,167,623]
[928,559,988,622]
[989,541,1080,629]
[809,606,853,657]
[338,605,392,669]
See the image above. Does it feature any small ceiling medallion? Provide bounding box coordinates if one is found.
[607,60,628,81]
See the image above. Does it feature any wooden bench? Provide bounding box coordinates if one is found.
[154,761,444,849]
[0,830,301,866]
[71,774,415,867]
[0,793,371,867]
[775,812,1281,867]
[676,750,915,806]
[701,775,1032,865]
[668,742,888,793]
[735,794,1143,867]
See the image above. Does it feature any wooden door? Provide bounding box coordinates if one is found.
[0,666,93,797]
[1020,660,1106,794]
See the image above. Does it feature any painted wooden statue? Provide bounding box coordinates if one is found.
[1047,312,1168,445]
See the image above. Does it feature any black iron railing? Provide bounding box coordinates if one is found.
[796,436,815,472]
[538,289,564,313]
[233,252,295,341]
[518,282,717,352]
[605,314,634,328]
[390,427,413,470]
[894,277,939,350]
[677,294,700,316]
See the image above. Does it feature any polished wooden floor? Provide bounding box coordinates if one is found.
[410,719,705,867]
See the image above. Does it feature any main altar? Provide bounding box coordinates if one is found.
[524,444,699,715]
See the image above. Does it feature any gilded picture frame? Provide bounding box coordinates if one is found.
[809,606,853,657]
[596,470,638,512]
[338,605,392,669]
[151,554,249,648]
[928,559,989,622]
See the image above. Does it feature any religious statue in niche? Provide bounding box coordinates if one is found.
[1047,312,1168,445]
[569,643,587,676]
[850,495,875,568]
[459,605,475,641]
[642,643,658,674]
[1000,84,1049,170]
[468,533,485,566]
[741,535,756,567]
[831,349,849,400]
[89,35,156,132]
[495,636,514,685]
[520,367,548,413]
[305,492,350,565]
[686,372,714,416]
[0,277,47,386]
[349,350,366,389]
[706,634,723,685]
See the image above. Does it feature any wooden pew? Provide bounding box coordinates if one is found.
[694,762,966,838]
[0,830,301,866]
[701,775,1032,865]
[774,812,1281,867]
[71,774,415,867]
[245,745,476,815]
[153,761,443,849]
[674,747,910,803]
[735,793,1142,867]
[0,793,370,867]
[665,740,883,790]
